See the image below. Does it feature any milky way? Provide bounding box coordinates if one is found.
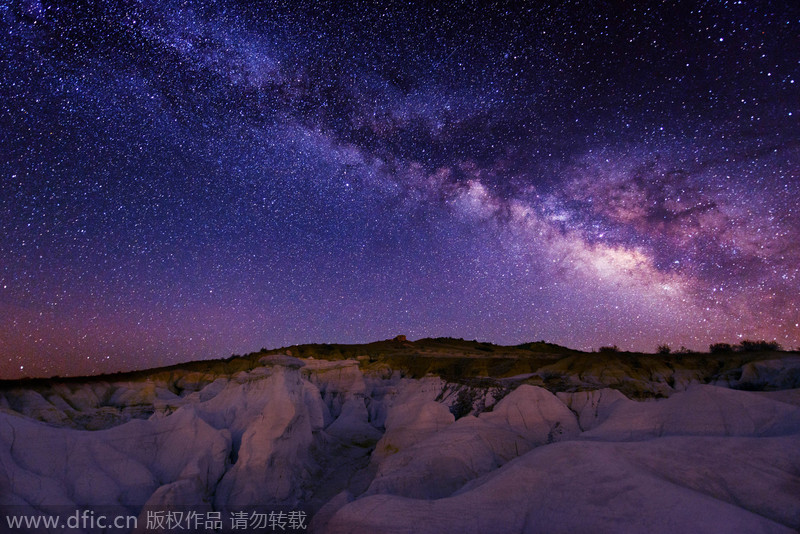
[1,0,799,378]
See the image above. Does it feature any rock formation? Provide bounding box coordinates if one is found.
[1,343,798,533]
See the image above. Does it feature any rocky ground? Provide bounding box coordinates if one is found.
[1,338,799,533]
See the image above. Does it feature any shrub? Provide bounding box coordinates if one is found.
[709,343,733,353]
[710,340,782,353]
[736,340,782,352]
[656,344,671,354]
[598,345,620,353]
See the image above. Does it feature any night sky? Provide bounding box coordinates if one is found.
[2,0,799,378]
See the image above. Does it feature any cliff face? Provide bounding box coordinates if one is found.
[1,351,800,533]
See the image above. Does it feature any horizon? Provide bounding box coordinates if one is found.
[2,1,799,380]
[4,335,792,381]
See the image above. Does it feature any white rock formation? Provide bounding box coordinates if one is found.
[362,386,579,500]
[581,384,800,441]
[326,433,800,533]
[212,366,326,508]
[1,355,799,533]
[0,405,230,511]
[557,387,632,430]
[372,399,454,461]
[481,385,580,443]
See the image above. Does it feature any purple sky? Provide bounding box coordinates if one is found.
[2,0,799,378]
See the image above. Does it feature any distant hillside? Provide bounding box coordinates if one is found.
[0,336,577,387]
[1,337,796,399]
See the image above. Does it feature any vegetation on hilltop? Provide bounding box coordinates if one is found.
[1,336,791,395]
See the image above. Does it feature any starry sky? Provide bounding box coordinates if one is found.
[1,0,799,378]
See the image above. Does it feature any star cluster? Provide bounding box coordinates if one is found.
[1,0,799,377]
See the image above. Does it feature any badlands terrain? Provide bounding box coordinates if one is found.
[1,337,799,533]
